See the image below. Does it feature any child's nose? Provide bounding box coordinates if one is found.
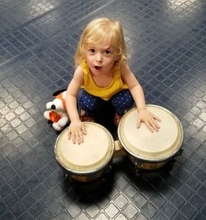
[95,52,103,62]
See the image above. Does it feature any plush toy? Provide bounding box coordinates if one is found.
[44,90,70,131]
[46,90,67,110]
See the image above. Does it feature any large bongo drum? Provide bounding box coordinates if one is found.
[55,122,114,182]
[118,105,183,171]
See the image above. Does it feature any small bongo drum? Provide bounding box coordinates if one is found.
[55,122,114,182]
[118,105,183,170]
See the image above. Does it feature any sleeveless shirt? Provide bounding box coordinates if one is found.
[81,60,128,101]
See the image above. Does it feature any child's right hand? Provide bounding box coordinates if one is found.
[137,109,161,132]
[67,119,86,144]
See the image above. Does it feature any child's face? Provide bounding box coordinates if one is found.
[84,36,119,76]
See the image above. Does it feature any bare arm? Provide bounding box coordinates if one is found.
[121,62,160,132]
[65,65,86,143]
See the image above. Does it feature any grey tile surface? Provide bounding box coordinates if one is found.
[0,0,206,219]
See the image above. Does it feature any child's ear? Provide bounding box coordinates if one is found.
[115,55,120,62]
[115,51,121,61]
[115,55,120,61]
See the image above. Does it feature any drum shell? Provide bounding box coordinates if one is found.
[118,105,184,171]
[126,150,182,170]
[54,122,115,182]
[57,160,112,182]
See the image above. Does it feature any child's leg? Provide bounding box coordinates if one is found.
[110,90,134,124]
[111,89,134,115]
[78,89,102,117]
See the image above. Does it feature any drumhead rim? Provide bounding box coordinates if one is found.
[54,122,115,175]
[118,104,184,162]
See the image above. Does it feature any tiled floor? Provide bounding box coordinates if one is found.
[0,0,206,219]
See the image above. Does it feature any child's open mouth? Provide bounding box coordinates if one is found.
[94,66,102,70]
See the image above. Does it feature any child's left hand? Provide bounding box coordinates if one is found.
[137,109,161,132]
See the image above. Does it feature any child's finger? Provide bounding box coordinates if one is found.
[150,120,160,131]
[146,121,155,133]
[68,129,72,140]
[81,124,87,135]
[152,114,161,122]
[137,117,141,128]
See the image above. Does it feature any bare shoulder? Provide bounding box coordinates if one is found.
[72,65,84,82]
[74,65,84,77]
[67,65,84,94]
[120,61,133,76]
[119,61,139,87]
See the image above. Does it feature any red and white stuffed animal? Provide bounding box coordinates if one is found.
[44,90,70,131]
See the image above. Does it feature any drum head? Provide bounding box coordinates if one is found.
[55,122,114,174]
[118,105,183,161]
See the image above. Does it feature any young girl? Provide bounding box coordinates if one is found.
[65,17,160,144]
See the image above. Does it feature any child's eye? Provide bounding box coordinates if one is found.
[89,49,95,53]
[105,50,111,54]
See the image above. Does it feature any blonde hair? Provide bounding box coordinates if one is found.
[74,18,127,67]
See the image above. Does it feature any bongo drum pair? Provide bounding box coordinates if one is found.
[55,105,183,182]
